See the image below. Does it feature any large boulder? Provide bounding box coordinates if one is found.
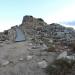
[57,51,67,59]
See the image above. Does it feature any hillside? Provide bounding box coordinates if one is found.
[0,15,75,75]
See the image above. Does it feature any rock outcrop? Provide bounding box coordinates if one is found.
[0,15,75,49]
[42,23,75,45]
[0,15,75,75]
[20,15,47,36]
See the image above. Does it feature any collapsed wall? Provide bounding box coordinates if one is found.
[8,26,25,42]
[8,26,16,42]
[0,25,25,42]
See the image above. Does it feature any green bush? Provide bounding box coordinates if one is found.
[46,59,75,75]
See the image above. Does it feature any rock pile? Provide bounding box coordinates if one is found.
[20,16,75,47]
[0,32,8,41]
[42,23,75,45]
[0,15,75,49]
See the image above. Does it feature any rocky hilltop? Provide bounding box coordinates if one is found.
[22,16,75,52]
[0,15,75,50]
[0,15,75,75]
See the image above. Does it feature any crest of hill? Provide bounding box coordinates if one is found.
[20,15,47,29]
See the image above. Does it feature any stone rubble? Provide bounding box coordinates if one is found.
[0,15,75,75]
[0,16,75,49]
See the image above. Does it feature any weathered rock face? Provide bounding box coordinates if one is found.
[8,25,25,42]
[0,32,8,41]
[20,15,47,36]
[22,15,46,28]
[7,16,75,47]
[42,23,75,45]
[8,26,16,42]
[0,15,75,47]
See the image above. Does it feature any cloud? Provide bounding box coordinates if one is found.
[44,4,75,24]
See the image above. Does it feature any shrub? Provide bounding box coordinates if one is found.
[37,18,44,22]
[46,59,75,75]
[47,46,55,52]
[47,44,56,52]
[68,42,75,52]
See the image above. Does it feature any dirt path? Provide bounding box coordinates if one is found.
[0,41,57,75]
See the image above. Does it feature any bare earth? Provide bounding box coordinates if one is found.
[0,41,57,75]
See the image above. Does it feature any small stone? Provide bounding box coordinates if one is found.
[41,52,48,56]
[32,46,40,49]
[1,60,9,66]
[29,43,33,46]
[19,58,24,61]
[38,60,47,68]
[27,55,33,60]
[49,39,53,43]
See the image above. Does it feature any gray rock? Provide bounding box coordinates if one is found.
[41,52,48,56]
[57,51,67,59]
[1,60,9,66]
[38,60,48,68]
[19,58,24,61]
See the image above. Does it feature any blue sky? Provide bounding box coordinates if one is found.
[0,0,75,31]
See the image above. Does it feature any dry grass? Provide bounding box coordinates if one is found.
[45,59,75,75]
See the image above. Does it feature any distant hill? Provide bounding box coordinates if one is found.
[63,21,75,25]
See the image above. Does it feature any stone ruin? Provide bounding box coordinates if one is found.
[20,15,47,36]
[0,15,75,46]
[41,23,75,46]
[0,25,25,42]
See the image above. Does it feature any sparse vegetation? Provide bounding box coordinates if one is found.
[68,42,75,52]
[46,59,75,75]
[37,18,44,22]
[47,46,55,52]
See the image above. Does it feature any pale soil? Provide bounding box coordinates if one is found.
[0,41,57,75]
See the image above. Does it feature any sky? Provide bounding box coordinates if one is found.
[0,0,75,31]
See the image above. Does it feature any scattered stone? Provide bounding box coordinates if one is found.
[38,60,48,68]
[32,45,40,49]
[26,55,33,60]
[19,58,24,61]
